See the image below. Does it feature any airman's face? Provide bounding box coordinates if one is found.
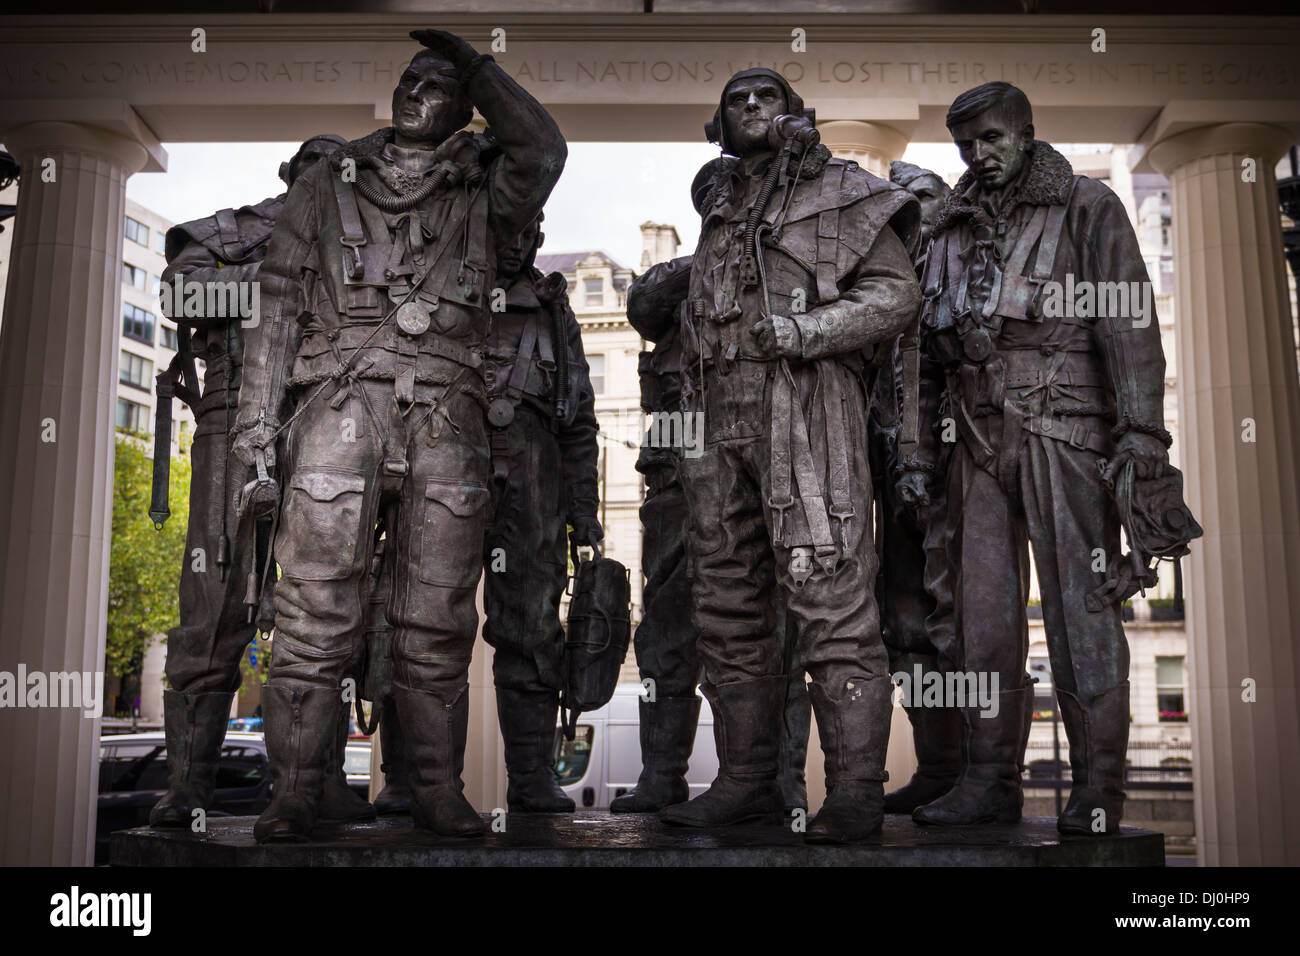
[290,139,341,185]
[949,102,1033,191]
[392,54,462,145]
[907,174,949,245]
[499,219,542,280]
[722,78,788,157]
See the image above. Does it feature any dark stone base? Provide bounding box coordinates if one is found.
[111,812,1165,866]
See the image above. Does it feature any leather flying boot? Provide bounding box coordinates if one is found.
[882,657,964,813]
[610,695,701,813]
[498,688,574,812]
[253,682,340,843]
[393,680,485,836]
[660,677,784,827]
[317,699,376,823]
[372,695,411,814]
[779,675,811,813]
[806,675,891,843]
[913,685,1029,826]
[1056,682,1129,835]
[149,689,235,828]
[883,702,963,813]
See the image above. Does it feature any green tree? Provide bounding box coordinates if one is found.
[106,431,191,681]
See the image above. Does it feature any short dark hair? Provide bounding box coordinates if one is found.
[946,82,1032,130]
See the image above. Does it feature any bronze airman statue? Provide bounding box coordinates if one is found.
[232,29,566,842]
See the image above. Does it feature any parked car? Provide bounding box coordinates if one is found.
[96,731,371,865]
[553,683,719,810]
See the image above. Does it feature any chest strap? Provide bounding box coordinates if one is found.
[768,360,851,585]
[814,163,845,304]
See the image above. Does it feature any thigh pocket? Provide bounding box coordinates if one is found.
[276,471,367,581]
[420,477,491,588]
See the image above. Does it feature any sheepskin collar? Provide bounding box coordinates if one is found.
[932,140,1074,237]
[332,127,493,182]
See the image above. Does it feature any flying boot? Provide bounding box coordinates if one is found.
[1056,681,1129,835]
[253,682,339,843]
[498,688,574,812]
[660,676,785,827]
[149,689,235,828]
[806,675,891,843]
[912,685,1030,826]
[393,680,485,837]
[610,695,701,812]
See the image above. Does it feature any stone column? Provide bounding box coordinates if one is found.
[1149,121,1300,866]
[816,120,910,179]
[811,121,917,808]
[0,122,148,865]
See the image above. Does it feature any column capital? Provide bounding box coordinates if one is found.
[815,120,911,178]
[1,100,166,174]
[1147,121,1294,179]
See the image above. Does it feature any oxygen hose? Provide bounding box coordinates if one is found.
[740,146,787,287]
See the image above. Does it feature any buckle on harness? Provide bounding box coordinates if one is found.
[340,238,364,279]
[829,505,855,553]
[767,494,794,544]
[790,546,814,588]
[383,458,409,478]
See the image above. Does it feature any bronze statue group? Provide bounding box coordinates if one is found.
[147,29,1197,848]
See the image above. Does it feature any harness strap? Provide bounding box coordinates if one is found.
[814,163,845,304]
[820,365,855,554]
[506,316,539,405]
[333,176,368,279]
[215,208,240,261]
[1032,179,1076,280]
[769,361,838,586]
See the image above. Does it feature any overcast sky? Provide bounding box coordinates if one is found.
[126,140,966,270]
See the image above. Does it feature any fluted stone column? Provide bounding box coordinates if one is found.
[816,120,910,179]
[0,122,149,865]
[1149,122,1300,866]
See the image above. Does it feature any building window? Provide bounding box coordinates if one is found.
[587,354,605,396]
[160,325,179,352]
[119,351,153,391]
[122,262,147,291]
[1157,656,1187,722]
[584,277,604,308]
[116,398,149,435]
[124,216,148,246]
[123,303,155,345]
[150,274,162,297]
[154,230,168,255]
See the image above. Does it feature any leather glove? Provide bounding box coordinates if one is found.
[749,315,802,360]
[1103,431,1169,483]
[232,422,278,472]
[895,469,931,510]
[569,515,604,550]
[409,29,479,71]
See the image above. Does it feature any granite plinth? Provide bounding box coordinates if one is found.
[111,813,1165,866]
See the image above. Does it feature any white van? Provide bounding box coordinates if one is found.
[553,683,720,810]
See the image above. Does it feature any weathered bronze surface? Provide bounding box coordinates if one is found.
[231,29,566,843]
[651,67,922,843]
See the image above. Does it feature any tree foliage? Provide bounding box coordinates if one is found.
[106,431,191,679]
